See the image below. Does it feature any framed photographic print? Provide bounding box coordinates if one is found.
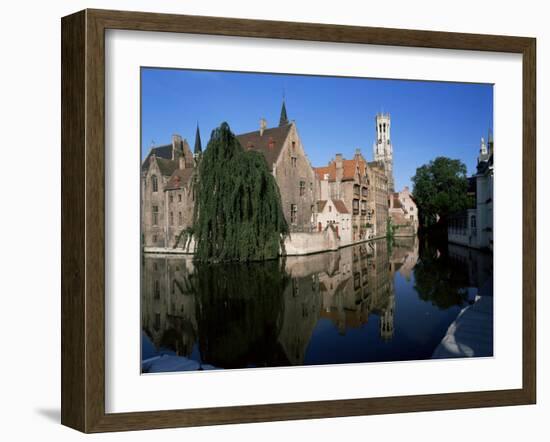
[61,9,536,433]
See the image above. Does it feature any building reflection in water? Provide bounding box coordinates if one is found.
[141,236,492,371]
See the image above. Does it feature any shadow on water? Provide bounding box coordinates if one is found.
[141,236,493,372]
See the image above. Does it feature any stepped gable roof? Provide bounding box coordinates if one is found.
[165,168,194,191]
[236,123,292,167]
[332,199,350,214]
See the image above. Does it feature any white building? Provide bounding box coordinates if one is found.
[316,199,352,244]
[448,135,494,250]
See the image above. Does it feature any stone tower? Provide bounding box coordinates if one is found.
[373,113,395,192]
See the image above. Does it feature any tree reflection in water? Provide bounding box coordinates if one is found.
[141,237,492,371]
[413,238,471,310]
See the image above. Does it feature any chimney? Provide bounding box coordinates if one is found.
[172,134,183,160]
[335,153,343,167]
[260,118,267,136]
[179,154,185,170]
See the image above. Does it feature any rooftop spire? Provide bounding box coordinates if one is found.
[194,123,202,155]
[279,99,289,127]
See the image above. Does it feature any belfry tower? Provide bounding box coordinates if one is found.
[373,113,395,192]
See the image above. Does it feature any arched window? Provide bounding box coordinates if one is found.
[151,174,158,192]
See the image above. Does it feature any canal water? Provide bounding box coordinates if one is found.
[141,237,493,373]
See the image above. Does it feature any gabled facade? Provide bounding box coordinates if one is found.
[388,186,418,236]
[316,199,352,243]
[314,150,373,242]
[141,134,196,249]
[236,102,316,233]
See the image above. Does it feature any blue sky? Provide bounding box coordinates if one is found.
[141,68,493,190]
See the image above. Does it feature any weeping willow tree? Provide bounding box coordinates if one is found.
[192,122,288,262]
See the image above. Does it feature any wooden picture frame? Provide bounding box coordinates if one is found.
[61,8,536,433]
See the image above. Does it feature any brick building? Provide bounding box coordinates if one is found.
[314,150,373,242]
[236,101,317,233]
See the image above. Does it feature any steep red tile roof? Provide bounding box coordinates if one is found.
[342,158,367,181]
[314,156,368,182]
[314,164,335,181]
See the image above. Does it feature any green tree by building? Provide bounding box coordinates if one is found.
[192,122,288,262]
[412,156,470,230]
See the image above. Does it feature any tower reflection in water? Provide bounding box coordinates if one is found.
[141,237,492,372]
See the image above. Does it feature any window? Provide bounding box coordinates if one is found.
[169,211,174,225]
[178,194,182,202]
[154,280,160,299]
[178,211,183,225]
[290,204,297,225]
[151,175,158,192]
[292,141,296,150]
[299,181,305,196]
[471,215,477,228]
[169,194,173,203]
[352,199,359,215]
[291,157,297,167]
[152,205,159,226]
[152,234,157,243]
[329,205,332,213]
[410,206,414,212]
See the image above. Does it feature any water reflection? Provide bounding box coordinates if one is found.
[141,237,492,372]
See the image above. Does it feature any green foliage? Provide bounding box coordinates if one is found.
[192,122,289,262]
[386,217,395,241]
[411,157,470,228]
[189,260,290,368]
